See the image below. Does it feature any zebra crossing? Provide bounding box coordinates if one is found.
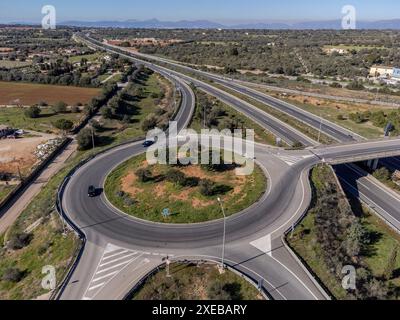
[83,244,173,300]
[275,154,313,166]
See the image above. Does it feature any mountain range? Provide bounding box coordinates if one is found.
[57,18,400,30]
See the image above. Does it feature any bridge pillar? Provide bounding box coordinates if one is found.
[367,159,373,168]
[372,159,379,171]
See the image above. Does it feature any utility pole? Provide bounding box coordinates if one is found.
[217,197,226,273]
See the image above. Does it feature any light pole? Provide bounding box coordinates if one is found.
[217,197,226,273]
[317,112,323,144]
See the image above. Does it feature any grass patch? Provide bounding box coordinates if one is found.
[68,53,104,64]
[0,185,14,204]
[0,107,83,133]
[274,94,387,139]
[133,263,263,300]
[105,153,266,224]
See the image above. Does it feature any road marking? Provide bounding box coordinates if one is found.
[250,234,272,257]
[99,252,137,267]
[92,271,119,283]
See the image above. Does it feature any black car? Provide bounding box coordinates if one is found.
[143,140,155,147]
[88,185,97,197]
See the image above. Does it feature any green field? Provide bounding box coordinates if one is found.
[133,263,263,300]
[68,53,104,64]
[105,153,267,224]
[0,107,83,133]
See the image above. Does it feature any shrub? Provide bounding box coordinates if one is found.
[2,268,25,283]
[24,106,41,118]
[8,232,33,250]
[54,119,74,132]
[141,114,158,132]
[373,167,391,181]
[199,179,215,196]
[101,106,113,119]
[76,128,94,150]
[53,101,68,114]
[165,169,186,185]
[136,168,152,183]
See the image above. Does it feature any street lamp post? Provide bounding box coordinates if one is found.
[217,197,226,273]
[317,113,323,144]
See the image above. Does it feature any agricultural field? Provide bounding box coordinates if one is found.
[105,152,267,224]
[0,81,101,106]
[67,53,104,64]
[133,263,264,300]
[0,60,31,69]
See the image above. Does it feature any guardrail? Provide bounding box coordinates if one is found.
[326,150,400,165]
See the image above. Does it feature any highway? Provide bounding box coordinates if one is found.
[56,34,400,301]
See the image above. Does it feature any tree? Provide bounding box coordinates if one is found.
[77,128,94,150]
[101,106,114,119]
[141,114,158,132]
[24,106,41,119]
[53,101,67,114]
[199,179,215,197]
[383,245,398,280]
[135,168,152,183]
[54,119,74,132]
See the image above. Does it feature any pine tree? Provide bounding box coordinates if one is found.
[383,245,398,280]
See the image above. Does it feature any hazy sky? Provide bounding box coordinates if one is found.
[1,0,399,23]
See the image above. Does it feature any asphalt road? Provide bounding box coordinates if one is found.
[58,34,400,301]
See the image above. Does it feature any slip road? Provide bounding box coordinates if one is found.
[152,304,248,317]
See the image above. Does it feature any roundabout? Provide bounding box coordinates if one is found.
[103,150,267,224]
